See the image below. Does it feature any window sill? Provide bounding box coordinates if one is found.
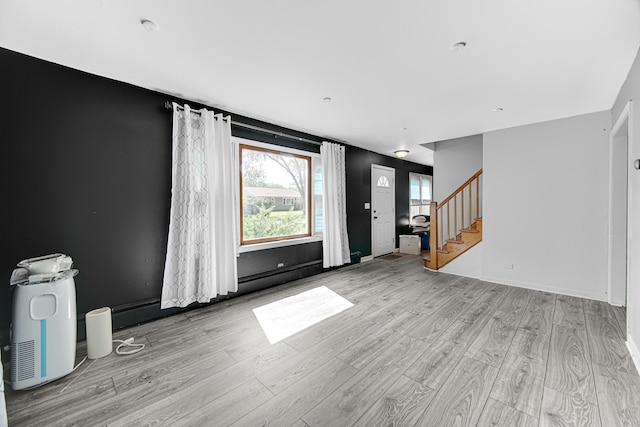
[238,235,323,253]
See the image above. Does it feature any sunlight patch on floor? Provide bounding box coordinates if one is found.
[252,286,354,344]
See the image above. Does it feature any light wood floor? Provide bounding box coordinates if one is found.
[5,254,640,426]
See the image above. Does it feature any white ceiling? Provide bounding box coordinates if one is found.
[1,0,639,165]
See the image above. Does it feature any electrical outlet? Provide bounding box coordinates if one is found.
[277,262,284,268]
[502,263,514,270]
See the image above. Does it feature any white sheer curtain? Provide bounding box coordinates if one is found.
[321,141,351,267]
[0,355,6,427]
[161,103,238,309]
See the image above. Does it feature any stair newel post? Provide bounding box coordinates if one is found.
[468,182,472,228]
[430,201,438,268]
[439,205,443,251]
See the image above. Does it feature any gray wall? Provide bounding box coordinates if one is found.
[482,111,611,299]
[433,135,483,202]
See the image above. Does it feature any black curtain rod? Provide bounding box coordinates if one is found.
[164,101,322,146]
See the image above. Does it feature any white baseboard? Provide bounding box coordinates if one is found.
[480,275,608,302]
[437,269,481,280]
[627,335,640,375]
[609,297,625,306]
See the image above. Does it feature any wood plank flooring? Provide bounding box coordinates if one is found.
[4,255,639,426]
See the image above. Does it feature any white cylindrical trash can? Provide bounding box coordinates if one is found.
[85,307,113,359]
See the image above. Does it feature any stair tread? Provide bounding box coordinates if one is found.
[461,228,479,233]
[446,239,465,244]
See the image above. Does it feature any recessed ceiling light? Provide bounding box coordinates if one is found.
[141,19,158,32]
[394,150,410,158]
[322,97,332,103]
[451,41,467,51]
[492,107,504,113]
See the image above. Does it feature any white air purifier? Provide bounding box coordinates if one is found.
[10,254,78,390]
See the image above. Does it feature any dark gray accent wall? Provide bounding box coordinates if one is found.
[1,48,174,344]
[0,47,431,346]
[345,146,432,257]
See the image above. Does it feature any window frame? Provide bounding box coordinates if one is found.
[235,137,322,252]
[409,172,432,220]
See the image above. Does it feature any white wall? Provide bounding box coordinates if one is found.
[433,135,483,202]
[612,48,640,364]
[440,242,483,278]
[433,134,483,277]
[482,111,611,300]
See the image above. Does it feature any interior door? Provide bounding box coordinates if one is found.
[371,164,396,257]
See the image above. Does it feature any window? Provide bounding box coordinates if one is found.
[239,141,322,245]
[377,176,390,188]
[409,173,432,219]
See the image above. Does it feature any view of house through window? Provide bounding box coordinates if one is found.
[410,173,432,219]
[240,143,321,244]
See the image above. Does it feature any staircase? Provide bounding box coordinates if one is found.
[424,169,483,270]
